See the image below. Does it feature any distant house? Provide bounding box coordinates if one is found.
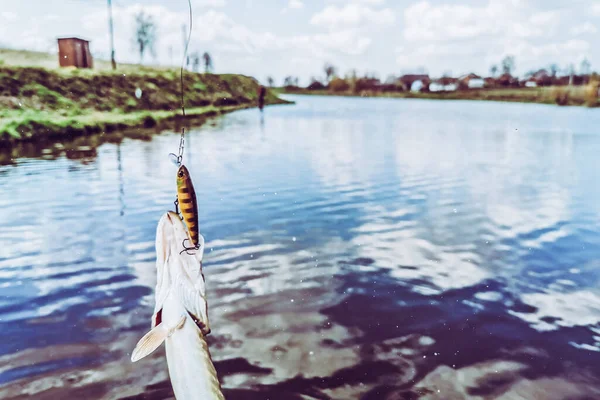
[354,77,381,92]
[430,77,458,92]
[571,75,585,85]
[411,80,425,92]
[468,78,485,89]
[307,80,326,91]
[429,82,444,92]
[57,37,93,68]
[459,73,484,89]
[525,69,552,86]
[399,74,430,92]
[496,73,519,87]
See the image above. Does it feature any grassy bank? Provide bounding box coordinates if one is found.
[0,65,290,144]
[281,85,600,107]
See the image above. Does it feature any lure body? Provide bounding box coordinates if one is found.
[176,165,199,248]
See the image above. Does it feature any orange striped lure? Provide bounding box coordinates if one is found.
[175,164,200,254]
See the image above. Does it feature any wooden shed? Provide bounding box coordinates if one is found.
[57,37,93,68]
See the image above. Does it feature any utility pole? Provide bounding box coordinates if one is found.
[107,0,116,69]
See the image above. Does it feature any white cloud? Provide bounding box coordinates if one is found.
[328,0,386,4]
[398,0,595,76]
[289,0,304,9]
[1,11,17,21]
[4,0,593,84]
[571,22,597,35]
[281,0,304,14]
[311,4,394,28]
[72,1,373,82]
[403,1,561,42]
[197,0,226,6]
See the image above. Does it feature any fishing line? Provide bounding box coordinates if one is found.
[169,0,193,167]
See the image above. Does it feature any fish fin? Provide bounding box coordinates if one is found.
[131,322,169,362]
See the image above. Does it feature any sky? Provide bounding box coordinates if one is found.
[0,0,598,85]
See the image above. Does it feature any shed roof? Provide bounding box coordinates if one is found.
[57,36,91,42]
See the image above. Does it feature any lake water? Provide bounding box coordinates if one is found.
[1,95,600,399]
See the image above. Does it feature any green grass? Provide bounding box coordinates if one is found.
[0,61,291,144]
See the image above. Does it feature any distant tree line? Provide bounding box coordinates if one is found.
[280,56,598,94]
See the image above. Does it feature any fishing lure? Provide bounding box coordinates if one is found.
[175,164,200,253]
[170,131,200,255]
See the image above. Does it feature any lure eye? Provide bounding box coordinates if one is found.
[178,170,184,178]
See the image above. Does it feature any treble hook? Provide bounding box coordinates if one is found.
[179,238,200,255]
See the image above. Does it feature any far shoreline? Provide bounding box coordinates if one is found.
[279,87,599,108]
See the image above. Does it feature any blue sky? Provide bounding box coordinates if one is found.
[0,0,598,85]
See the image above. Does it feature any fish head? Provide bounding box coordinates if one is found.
[153,211,204,315]
[154,212,210,335]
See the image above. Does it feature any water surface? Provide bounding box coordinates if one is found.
[1,95,600,399]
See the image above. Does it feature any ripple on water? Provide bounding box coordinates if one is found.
[1,97,600,395]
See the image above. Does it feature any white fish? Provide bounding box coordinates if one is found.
[131,211,224,400]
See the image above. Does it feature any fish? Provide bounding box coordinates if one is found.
[131,211,224,400]
[176,164,200,249]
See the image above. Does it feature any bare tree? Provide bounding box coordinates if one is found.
[581,58,591,75]
[202,52,213,73]
[490,65,498,77]
[501,55,515,75]
[134,11,157,63]
[324,63,336,82]
[549,63,559,77]
[190,51,201,72]
[283,76,293,86]
[266,76,274,87]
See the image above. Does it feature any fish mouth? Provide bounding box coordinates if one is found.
[188,311,211,336]
[166,211,179,225]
